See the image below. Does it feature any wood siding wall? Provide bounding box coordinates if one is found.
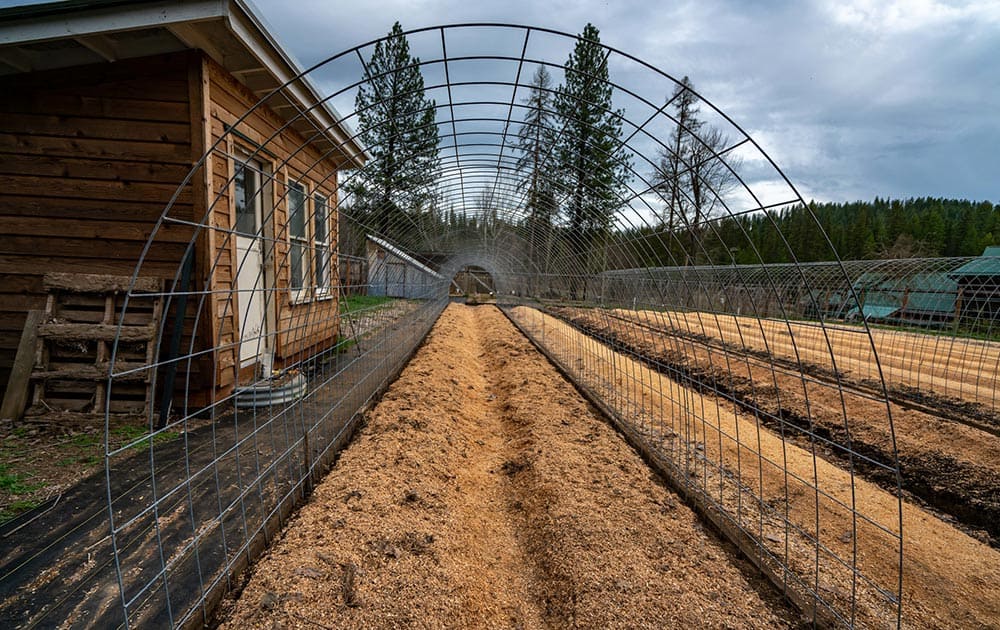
[203,57,340,393]
[0,52,197,394]
[0,50,343,409]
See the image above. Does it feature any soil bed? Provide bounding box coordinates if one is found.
[510,306,1000,629]
[218,304,797,629]
[618,308,1000,422]
[550,306,1000,547]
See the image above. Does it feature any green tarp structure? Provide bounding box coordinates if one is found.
[947,246,1000,278]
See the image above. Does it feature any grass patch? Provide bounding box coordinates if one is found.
[1,498,41,523]
[340,294,393,313]
[112,425,147,441]
[0,464,43,495]
[66,432,101,449]
[46,425,181,456]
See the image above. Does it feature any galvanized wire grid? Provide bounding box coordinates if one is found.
[90,23,1000,628]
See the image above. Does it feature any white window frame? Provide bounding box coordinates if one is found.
[287,180,335,303]
[313,192,332,298]
[287,180,309,301]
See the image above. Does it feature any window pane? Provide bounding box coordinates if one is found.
[234,163,258,235]
[313,194,327,243]
[288,183,306,239]
[290,241,304,289]
[315,247,328,288]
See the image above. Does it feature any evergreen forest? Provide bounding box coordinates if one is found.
[619,197,999,268]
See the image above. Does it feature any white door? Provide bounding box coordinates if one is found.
[234,159,270,372]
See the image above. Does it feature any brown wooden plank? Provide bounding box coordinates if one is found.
[189,53,217,405]
[69,78,190,103]
[0,235,187,263]
[53,310,159,327]
[30,363,148,382]
[0,274,44,294]
[1,92,189,123]
[0,133,192,162]
[0,294,46,312]
[0,217,195,243]
[0,255,179,277]
[0,175,194,205]
[0,113,190,144]
[1,310,42,420]
[0,328,22,344]
[37,322,155,342]
[43,273,162,294]
[0,194,192,222]
[0,153,192,183]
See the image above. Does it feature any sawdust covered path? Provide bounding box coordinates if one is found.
[217,304,797,629]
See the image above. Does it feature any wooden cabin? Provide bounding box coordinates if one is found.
[0,0,366,419]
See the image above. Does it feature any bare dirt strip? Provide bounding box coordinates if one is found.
[553,306,1000,548]
[217,304,797,629]
[508,306,1000,629]
[620,308,1000,422]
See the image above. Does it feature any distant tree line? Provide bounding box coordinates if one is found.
[617,197,1000,268]
[765,197,999,261]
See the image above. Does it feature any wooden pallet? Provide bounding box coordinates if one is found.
[5,274,163,420]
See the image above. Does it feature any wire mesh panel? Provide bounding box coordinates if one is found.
[19,21,1000,630]
[107,26,901,625]
[100,23,908,627]
[599,257,1000,414]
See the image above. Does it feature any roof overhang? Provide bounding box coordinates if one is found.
[0,0,369,167]
[367,235,444,279]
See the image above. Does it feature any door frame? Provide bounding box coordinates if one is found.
[232,150,276,377]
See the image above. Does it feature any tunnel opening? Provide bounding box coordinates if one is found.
[450,265,497,299]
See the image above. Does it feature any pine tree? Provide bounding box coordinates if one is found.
[516,65,559,278]
[554,24,631,296]
[351,22,439,243]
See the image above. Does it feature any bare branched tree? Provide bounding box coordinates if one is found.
[653,76,740,265]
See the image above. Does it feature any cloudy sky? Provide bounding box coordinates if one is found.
[2,0,996,205]
[248,0,998,205]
